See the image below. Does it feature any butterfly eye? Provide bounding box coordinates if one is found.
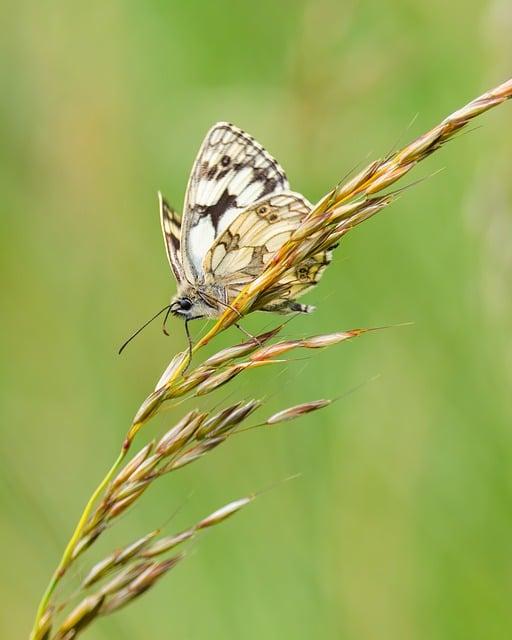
[180,298,192,311]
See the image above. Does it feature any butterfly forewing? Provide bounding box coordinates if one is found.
[159,192,185,284]
[181,122,289,282]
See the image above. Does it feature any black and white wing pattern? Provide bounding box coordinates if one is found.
[181,122,289,282]
[159,191,185,284]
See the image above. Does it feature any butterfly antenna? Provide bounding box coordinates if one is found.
[118,304,171,355]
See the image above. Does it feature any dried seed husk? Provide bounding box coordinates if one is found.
[156,411,198,452]
[72,524,106,559]
[207,400,261,438]
[195,360,279,396]
[266,399,331,425]
[194,365,243,396]
[141,530,195,558]
[111,478,152,502]
[132,387,165,425]
[249,329,367,362]
[154,351,188,391]
[250,340,302,361]
[107,489,146,520]
[195,402,244,439]
[203,325,283,367]
[169,367,217,396]
[289,211,331,242]
[168,436,226,470]
[365,162,414,194]
[117,531,158,563]
[110,442,155,491]
[156,412,206,456]
[123,453,163,484]
[330,160,380,202]
[196,496,254,529]
[99,562,152,597]
[301,329,367,348]
[31,608,53,640]
[100,558,182,615]
[54,594,104,639]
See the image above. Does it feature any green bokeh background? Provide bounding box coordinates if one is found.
[1,2,512,639]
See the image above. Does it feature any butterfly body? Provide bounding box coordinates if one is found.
[160,122,333,323]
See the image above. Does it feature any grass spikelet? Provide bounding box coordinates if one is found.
[81,531,159,588]
[98,557,183,615]
[265,399,332,425]
[53,595,104,640]
[196,496,255,529]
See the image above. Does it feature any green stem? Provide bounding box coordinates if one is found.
[29,449,127,639]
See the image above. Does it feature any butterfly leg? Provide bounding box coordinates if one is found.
[183,319,193,373]
[234,322,262,346]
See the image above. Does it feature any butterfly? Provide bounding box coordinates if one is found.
[159,122,333,327]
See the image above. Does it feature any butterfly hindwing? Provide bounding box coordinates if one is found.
[181,122,289,282]
[203,191,330,312]
[159,192,185,284]
[255,249,332,313]
[203,192,310,282]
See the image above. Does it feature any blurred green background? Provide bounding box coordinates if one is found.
[1,1,512,639]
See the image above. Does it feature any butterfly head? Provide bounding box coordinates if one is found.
[170,286,223,321]
[169,296,195,319]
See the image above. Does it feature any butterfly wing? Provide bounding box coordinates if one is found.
[159,191,185,284]
[203,191,331,313]
[181,122,289,282]
[255,248,333,314]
